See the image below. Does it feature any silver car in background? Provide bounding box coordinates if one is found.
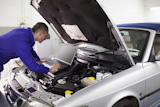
[4,0,160,106]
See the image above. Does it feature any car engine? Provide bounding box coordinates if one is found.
[14,45,130,95]
[6,44,130,106]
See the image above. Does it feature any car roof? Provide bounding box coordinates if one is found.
[117,23,160,32]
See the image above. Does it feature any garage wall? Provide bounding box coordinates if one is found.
[100,0,145,24]
[144,0,160,22]
[0,0,23,27]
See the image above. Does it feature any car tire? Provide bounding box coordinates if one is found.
[113,99,138,107]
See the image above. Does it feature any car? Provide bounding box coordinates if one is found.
[4,0,160,107]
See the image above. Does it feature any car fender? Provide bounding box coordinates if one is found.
[57,63,145,107]
[106,89,141,107]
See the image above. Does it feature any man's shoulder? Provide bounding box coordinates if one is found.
[13,28,31,33]
[11,28,32,43]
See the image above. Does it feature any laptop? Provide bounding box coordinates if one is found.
[43,44,77,70]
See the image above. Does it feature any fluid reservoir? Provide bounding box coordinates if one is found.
[65,90,73,98]
[81,77,98,87]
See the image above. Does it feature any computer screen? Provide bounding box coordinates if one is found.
[55,44,77,65]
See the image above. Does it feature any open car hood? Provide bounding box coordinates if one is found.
[31,0,134,65]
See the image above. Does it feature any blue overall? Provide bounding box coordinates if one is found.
[0,28,49,74]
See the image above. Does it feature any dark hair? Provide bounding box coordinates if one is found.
[32,22,48,33]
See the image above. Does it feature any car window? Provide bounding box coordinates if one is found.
[119,29,150,62]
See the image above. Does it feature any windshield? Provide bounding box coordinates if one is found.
[119,29,150,63]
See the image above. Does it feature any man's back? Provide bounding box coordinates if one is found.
[0,28,34,64]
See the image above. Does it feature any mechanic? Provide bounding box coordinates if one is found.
[0,22,60,77]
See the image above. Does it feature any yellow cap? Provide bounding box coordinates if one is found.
[88,77,95,80]
[65,90,73,94]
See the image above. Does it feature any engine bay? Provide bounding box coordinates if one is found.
[16,45,129,93]
[8,44,130,106]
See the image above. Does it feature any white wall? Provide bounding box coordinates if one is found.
[100,0,145,24]
[0,0,22,27]
[102,0,160,23]
[144,0,160,22]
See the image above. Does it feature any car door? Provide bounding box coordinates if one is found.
[143,34,160,107]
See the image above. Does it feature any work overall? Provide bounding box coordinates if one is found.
[0,65,3,72]
[0,65,2,79]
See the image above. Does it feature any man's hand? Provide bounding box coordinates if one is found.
[49,64,61,73]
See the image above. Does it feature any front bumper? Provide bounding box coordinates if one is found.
[5,84,29,107]
[4,80,54,107]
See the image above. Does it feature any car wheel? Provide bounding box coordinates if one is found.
[113,99,138,107]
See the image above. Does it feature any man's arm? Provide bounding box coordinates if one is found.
[14,41,60,74]
[14,41,49,74]
[31,48,40,61]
